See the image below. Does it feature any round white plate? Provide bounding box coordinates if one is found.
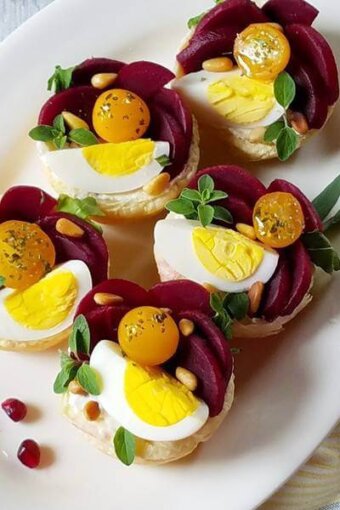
[0,1,339,509]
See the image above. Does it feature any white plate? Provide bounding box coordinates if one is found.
[0,1,339,509]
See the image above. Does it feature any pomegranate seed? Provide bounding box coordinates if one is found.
[17,439,40,469]
[1,398,27,422]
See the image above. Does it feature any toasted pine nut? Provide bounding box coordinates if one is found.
[248,281,264,315]
[176,367,198,392]
[160,307,173,315]
[266,22,284,32]
[236,223,257,240]
[249,126,266,143]
[56,218,84,238]
[91,73,118,89]
[202,57,234,73]
[83,401,100,421]
[62,111,89,131]
[203,282,219,293]
[143,172,171,196]
[291,112,309,135]
[68,380,87,396]
[94,292,124,306]
[179,318,195,337]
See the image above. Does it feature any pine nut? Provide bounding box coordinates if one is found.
[248,281,264,314]
[179,318,195,337]
[83,401,100,421]
[143,172,171,196]
[94,292,124,306]
[203,282,219,293]
[176,367,198,392]
[56,218,84,238]
[202,57,234,73]
[62,111,89,131]
[68,380,87,396]
[291,112,309,135]
[236,223,257,240]
[249,126,266,142]
[91,73,118,89]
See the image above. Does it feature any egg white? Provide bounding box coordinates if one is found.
[0,260,92,341]
[90,340,209,442]
[172,69,285,130]
[154,218,279,292]
[37,140,170,194]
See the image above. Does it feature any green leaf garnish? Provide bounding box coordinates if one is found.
[53,114,66,133]
[264,120,285,142]
[47,65,74,93]
[53,134,68,150]
[0,276,6,287]
[210,291,249,339]
[68,129,98,147]
[198,174,214,195]
[212,205,233,224]
[113,427,136,466]
[207,190,228,203]
[276,127,298,161]
[224,293,249,321]
[312,175,340,221]
[29,125,57,142]
[53,361,79,394]
[155,155,172,167]
[69,314,91,356]
[187,12,206,29]
[180,189,202,202]
[76,364,101,395]
[198,204,214,227]
[274,71,296,109]
[57,195,105,220]
[166,198,196,216]
[302,231,340,274]
[323,210,340,231]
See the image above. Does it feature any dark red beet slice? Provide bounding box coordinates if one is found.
[285,24,339,105]
[288,57,329,129]
[37,213,108,285]
[150,280,212,316]
[176,334,227,417]
[0,186,56,223]
[76,279,149,316]
[282,241,313,316]
[72,58,125,86]
[188,166,266,206]
[151,88,192,137]
[116,61,174,101]
[38,86,101,128]
[220,195,253,225]
[262,0,318,26]
[178,310,233,376]
[84,305,130,351]
[261,255,291,321]
[267,179,323,232]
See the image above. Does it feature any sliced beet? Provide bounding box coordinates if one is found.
[72,58,125,86]
[150,280,212,316]
[76,279,149,316]
[37,213,108,285]
[0,186,56,223]
[178,310,233,376]
[116,61,174,100]
[175,334,228,417]
[282,241,313,316]
[285,24,339,105]
[84,305,130,351]
[262,0,318,26]
[151,88,192,137]
[38,86,101,128]
[261,255,291,321]
[188,166,266,206]
[267,179,323,232]
[220,195,254,225]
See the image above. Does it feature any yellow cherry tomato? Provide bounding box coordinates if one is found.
[92,88,151,143]
[234,23,291,81]
[118,306,180,366]
[0,220,56,290]
[253,192,305,248]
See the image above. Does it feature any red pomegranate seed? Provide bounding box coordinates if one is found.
[17,439,41,469]
[1,398,27,422]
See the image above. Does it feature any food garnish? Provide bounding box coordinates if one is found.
[17,439,41,469]
[1,398,27,422]
[47,65,74,93]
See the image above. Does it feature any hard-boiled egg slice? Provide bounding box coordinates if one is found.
[172,69,285,129]
[154,218,279,292]
[38,139,170,194]
[90,340,209,441]
[0,260,92,341]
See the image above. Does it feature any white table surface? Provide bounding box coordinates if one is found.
[0,0,52,41]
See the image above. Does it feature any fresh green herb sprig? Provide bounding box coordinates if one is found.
[29,114,98,150]
[166,174,233,227]
[155,154,172,167]
[57,194,105,233]
[0,276,5,287]
[53,315,101,395]
[210,291,249,339]
[47,65,74,93]
[113,427,136,466]
[264,72,299,161]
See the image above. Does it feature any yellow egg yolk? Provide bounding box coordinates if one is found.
[5,271,78,329]
[82,139,155,176]
[125,361,199,426]
[118,306,180,366]
[207,75,275,124]
[92,89,151,143]
[192,226,264,281]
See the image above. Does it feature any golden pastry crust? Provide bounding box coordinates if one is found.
[62,375,234,465]
[0,326,70,352]
[41,118,200,221]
